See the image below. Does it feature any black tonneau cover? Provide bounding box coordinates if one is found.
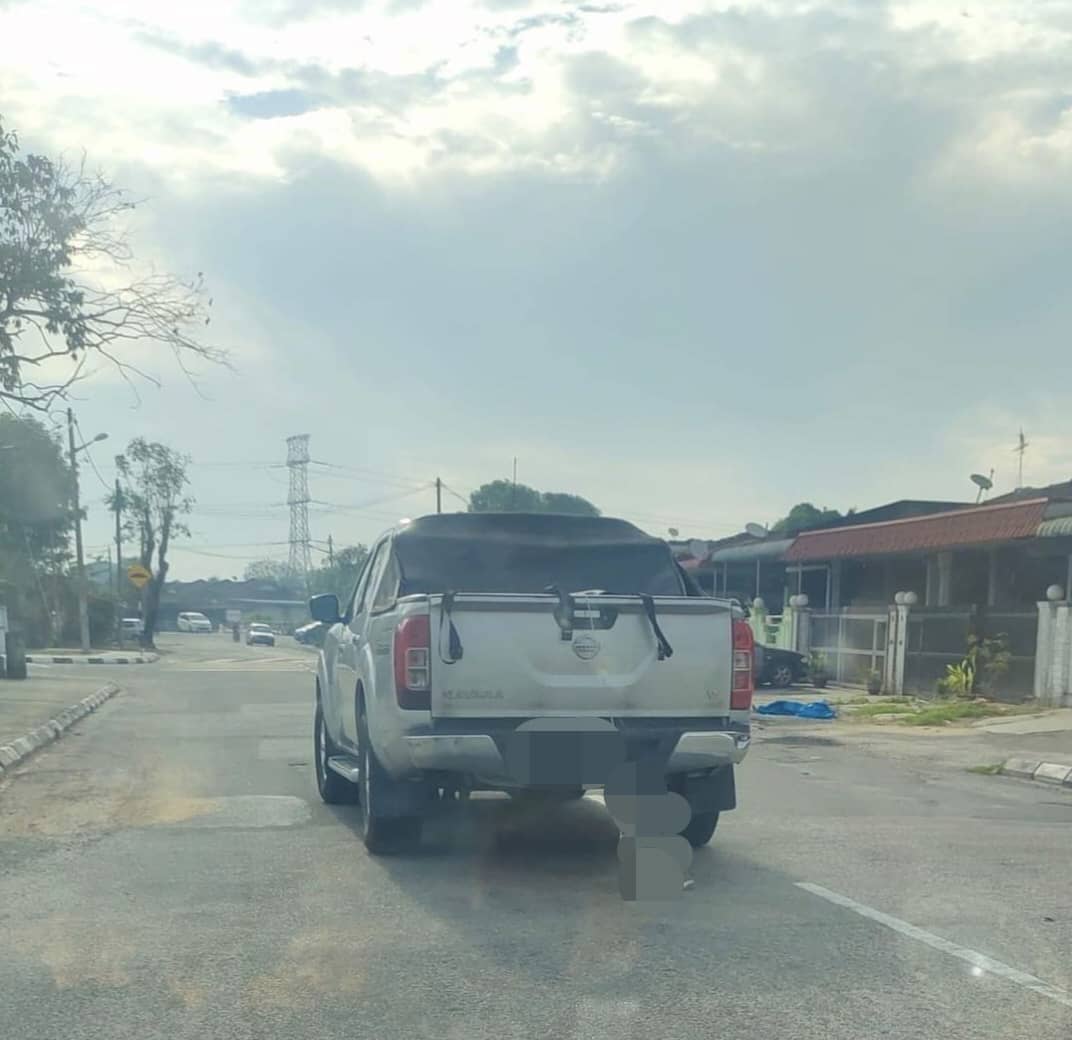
[393,513,686,597]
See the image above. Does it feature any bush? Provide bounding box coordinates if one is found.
[936,633,1011,699]
[936,659,974,699]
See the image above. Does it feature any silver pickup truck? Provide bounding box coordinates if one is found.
[310,513,754,853]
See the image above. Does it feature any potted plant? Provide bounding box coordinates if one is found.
[809,651,829,689]
[866,668,883,696]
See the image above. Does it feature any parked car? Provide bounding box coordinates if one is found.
[120,617,143,637]
[311,512,754,854]
[755,644,808,687]
[246,622,276,647]
[294,621,324,646]
[176,611,213,633]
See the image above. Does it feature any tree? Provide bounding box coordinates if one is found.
[0,413,75,643]
[468,480,600,516]
[770,502,843,537]
[244,558,299,588]
[309,544,369,599]
[113,438,191,647]
[1,119,226,411]
[540,491,601,516]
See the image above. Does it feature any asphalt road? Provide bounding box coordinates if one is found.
[1,634,1070,1039]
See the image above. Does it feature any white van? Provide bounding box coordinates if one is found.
[176,611,213,633]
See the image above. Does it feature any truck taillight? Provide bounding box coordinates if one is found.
[394,615,431,710]
[731,618,754,711]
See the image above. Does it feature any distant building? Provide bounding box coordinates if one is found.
[158,578,306,631]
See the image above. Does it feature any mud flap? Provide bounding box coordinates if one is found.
[376,778,437,818]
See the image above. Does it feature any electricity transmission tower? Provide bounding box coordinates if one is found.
[286,434,312,582]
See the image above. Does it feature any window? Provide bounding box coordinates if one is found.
[370,553,400,614]
[347,542,384,620]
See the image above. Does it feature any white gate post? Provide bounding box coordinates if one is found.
[1035,585,1069,706]
[1053,603,1071,706]
[885,593,911,695]
[1035,599,1056,703]
[885,603,897,692]
[787,595,811,656]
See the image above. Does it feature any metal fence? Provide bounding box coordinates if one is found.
[902,607,1037,701]
[810,609,888,684]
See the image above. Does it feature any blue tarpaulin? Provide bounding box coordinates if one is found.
[755,699,837,719]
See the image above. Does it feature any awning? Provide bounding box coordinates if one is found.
[707,538,795,564]
[1038,516,1072,538]
[784,499,1048,562]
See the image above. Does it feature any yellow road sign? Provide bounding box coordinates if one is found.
[127,563,152,589]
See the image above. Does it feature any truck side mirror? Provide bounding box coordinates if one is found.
[309,594,341,624]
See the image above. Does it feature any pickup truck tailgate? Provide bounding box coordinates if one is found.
[428,594,733,718]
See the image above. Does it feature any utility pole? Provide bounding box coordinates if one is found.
[114,476,123,647]
[327,534,335,567]
[511,457,517,509]
[435,477,442,514]
[67,408,90,654]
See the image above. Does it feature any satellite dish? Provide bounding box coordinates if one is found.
[668,527,679,538]
[688,539,707,560]
[745,522,768,539]
[970,471,994,504]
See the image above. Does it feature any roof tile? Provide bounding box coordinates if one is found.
[784,499,1047,562]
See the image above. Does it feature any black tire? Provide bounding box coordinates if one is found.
[314,699,358,805]
[769,663,794,687]
[681,810,719,848]
[357,706,422,855]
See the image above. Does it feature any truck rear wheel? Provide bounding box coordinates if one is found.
[681,811,719,848]
[357,708,422,855]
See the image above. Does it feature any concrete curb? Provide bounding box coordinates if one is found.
[25,653,158,665]
[0,683,120,779]
[1000,757,1072,787]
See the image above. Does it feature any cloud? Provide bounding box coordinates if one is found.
[133,31,270,77]
[239,0,369,27]
[6,0,1072,187]
[227,89,326,119]
[8,0,1072,569]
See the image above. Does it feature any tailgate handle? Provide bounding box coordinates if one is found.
[640,594,673,661]
[545,585,574,641]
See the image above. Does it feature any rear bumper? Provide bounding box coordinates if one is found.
[667,730,749,771]
[394,725,749,783]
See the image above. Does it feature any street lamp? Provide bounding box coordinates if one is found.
[66,409,108,653]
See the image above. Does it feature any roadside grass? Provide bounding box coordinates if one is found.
[966,763,1004,775]
[846,697,1042,726]
[904,701,1032,726]
[847,698,915,717]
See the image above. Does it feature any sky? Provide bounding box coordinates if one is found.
[3,0,1072,578]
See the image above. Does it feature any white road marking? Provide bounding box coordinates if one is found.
[179,668,311,674]
[796,882,1072,1009]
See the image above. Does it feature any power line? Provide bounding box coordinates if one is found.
[309,484,434,514]
[308,459,430,489]
[173,547,282,562]
[439,482,471,507]
[73,418,112,494]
